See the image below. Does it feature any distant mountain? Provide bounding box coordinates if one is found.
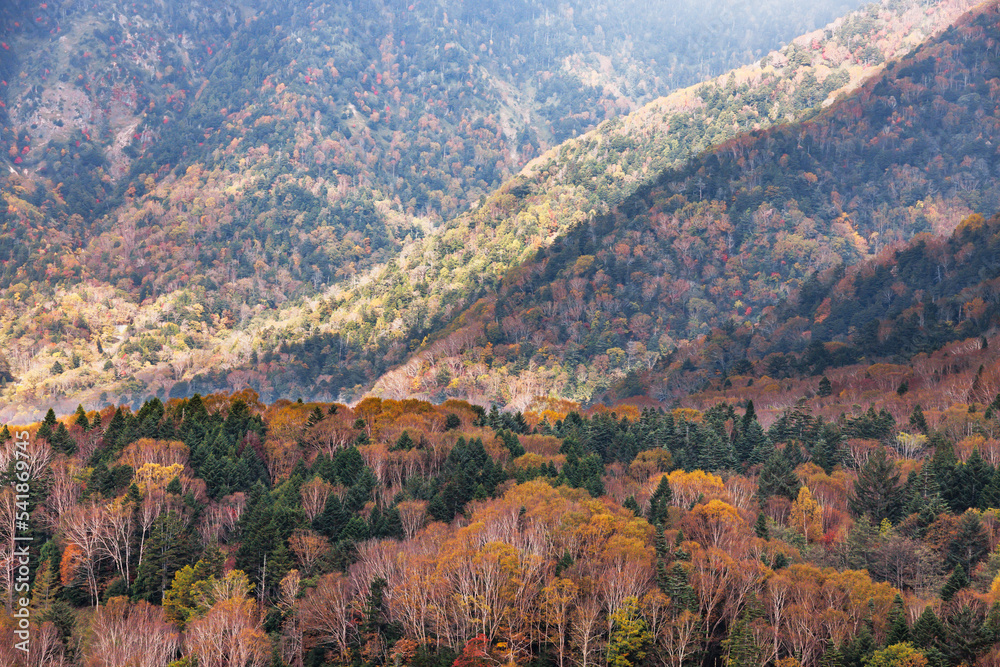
[0,0,979,418]
[364,0,1000,407]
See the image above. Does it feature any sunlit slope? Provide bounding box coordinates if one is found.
[0,0,979,418]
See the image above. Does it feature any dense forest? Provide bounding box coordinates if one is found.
[8,0,1000,665]
[0,0,977,420]
[7,356,1000,666]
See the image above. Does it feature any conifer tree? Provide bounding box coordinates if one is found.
[980,467,1000,510]
[725,598,764,667]
[647,475,673,526]
[73,405,89,431]
[909,405,928,434]
[910,606,945,649]
[812,434,841,474]
[758,448,801,501]
[753,512,769,540]
[849,447,904,523]
[736,416,771,466]
[947,511,989,573]
[954,449,994,511]
[820,643,843,667]
[664,562,698,613]
[702,429,737,471]
[840,623,875,667]
[38,408,58,441]
[940,565,969,602]
[904,464,947,517]
[887,594,909,644]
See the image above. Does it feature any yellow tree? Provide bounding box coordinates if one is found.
[789,487,823,543]
[542,578,579,667]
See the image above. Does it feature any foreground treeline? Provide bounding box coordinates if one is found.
[4,391,1000,666]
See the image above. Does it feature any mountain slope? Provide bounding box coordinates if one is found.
[365,0,1000,407]
[0,0,979,419]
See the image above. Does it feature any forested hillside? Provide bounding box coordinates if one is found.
[10,2,1000,665]
[7,351,1000,666]
[366,0,1000,407]
[0,0,975,420]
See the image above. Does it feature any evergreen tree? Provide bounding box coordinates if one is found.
[840,623,875,667]
[647,475,673,526]
[818,376,833,397]
[758,448,801,501]
[940,565,969,602]
[910,606,945,649]
[980,467,1000,510]
[848,447,904,523]
[736,417,770,466]
[904,464,947,518]
[38,408,58,442]
[820,643,843,667]
[940,602,988,666]
[753,512,769,540]
[663,562,698,613]
[166,476,183,496]
[947,511,989,573]
[909,405,928,434]
[725,597,764,667]
[623,496,642,517]
[305,406,324,430]
[73,405,89,431]
[953,449,994,511]
[928,432,958,500]
[887,594,909,644]
[133,511,194,603]
[811,434,840,474]
[702,428,737,471]
[48,422,77,456]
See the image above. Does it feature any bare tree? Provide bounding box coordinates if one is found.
[83,598,180,667]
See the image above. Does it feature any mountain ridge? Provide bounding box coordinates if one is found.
[0,0,983,420]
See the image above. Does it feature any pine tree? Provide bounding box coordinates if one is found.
[820,643,843,667]
[664,562,698,613]
[49,423,77,456]
[928,432,957,499]
[818,376,833,397]
[905,464,946,517]
[702,429,737,471]
[737,418,771,466]
[909,405,928,433]
[887,594,909,644]
[133,511,194,603]
[910,606,945,649]
[811,434,840,474]
[73,405,89,431]
[980,467,1000,510]
[848,447,904,523]
[624,496,642,517]
[725,598,764,667]
[305,406,324,430]
[840,623,875,667]
[758,448,801,501]
[166,476,183,496]
[38,408,58,442]
[947,511,989,573]
[753,512,769,540]
[940,565,969,602]
[647,475,673,526]
[954,449,994,511]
